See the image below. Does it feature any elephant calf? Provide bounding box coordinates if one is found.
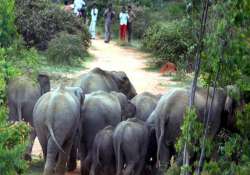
[131,92,161,121]
[7,73,50,160]
[90,126,116,175]
[79,90,136,175]
[33,86,84,175]
[113,118,149,175]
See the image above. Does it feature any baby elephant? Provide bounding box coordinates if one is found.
[33,86,84,175]
[113,118,149,175]
[90,126,116,175]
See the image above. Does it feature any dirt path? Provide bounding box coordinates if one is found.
[31,38,177,174]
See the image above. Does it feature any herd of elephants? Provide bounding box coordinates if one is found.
[7,67,240,175]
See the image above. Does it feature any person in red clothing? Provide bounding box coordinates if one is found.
[119,6,129,41]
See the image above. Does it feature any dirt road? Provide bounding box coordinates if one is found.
[31,38,177,174]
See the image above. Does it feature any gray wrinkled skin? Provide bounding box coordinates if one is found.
[147,87,237,170]
[79,91,136,175]
[33,86,84,175]
[113,118,149,175]
[78,67,137,99]
[131,92,161,121]
[90,126,115,175]
[7,74,50,160]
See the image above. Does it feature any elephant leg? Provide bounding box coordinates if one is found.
[55,140,72,175]
[157,144,171,175]
[67,140,77,172]
[134,160,144,175]
[80,143,89,175]
[43,138,59,175]
[89,160,97,175]
[24,128,36,161]
[123,162,135,175]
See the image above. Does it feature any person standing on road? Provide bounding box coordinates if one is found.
[119,6,129,41]
[127,5,136,42]
[89,3,98,39]
[104,3,115,43]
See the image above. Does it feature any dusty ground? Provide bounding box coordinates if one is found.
[31,38,179,174]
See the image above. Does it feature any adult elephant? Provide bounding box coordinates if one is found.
[79,91,136,175]
[147,87,238,170]
[78,67,137,99]
[131,92,161,121]
[33,86,84,175]
[113,118,149,175]
[7,73,50,160]
[90,126,115,175]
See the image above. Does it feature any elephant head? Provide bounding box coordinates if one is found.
[110,71,137,99]
[111,91,136,120]
[222,85,243,132]
[37,73,50,95]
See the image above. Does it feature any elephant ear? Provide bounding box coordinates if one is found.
[37,73,50,95]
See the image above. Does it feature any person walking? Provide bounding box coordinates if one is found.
[119,6,129,41]
[89,3,98,39]
[73,0,87,23]
[104,3,115,43]
[127,5,136,42]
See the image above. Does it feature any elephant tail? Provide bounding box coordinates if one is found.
[47,124,66,154]
[17,103,22,121]
[96,141,102,166]
[115,136,123,175]
[156,117,168,168]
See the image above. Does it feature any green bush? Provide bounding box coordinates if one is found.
[132,6,152,39]
[0,0,17,47]
[0,47,30,175]
[142,19,194,68]
[15,0,90,50]
[47,33,87,65]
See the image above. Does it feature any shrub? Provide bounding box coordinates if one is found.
[47,33,87,65]
[0,0,17,47]
[142,19,194,68]
[15,0,90,50]
[0,47,30,175]
[132,6,152,39]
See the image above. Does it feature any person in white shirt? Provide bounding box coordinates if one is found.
[119,6,129,41]
[89,3,98,39]
[73,0,85,16]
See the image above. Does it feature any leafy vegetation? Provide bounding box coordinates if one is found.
[0,0,42,174]
[15,0,90,50]
[47,32,88,65]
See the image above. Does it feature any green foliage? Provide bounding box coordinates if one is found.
[236,103,250,138]
[47,32,87,65]
[200,0,250,92]
[0,0,17,47]
[142,19,194,68]
[15,0,90,50]
[0,46,31,174]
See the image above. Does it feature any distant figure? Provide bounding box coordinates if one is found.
[119,6,129,41]
[74,0,86,23]
[89,3,98,39]
[104,3,115,43]
[127,5,136,42]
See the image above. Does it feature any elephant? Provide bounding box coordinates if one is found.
[89,126,116,175]
[78,67,137,99]
[113,118,149,175]
[79,90,136,175]
[131,92,161,121]
[33,86,84,175]
[146,87,239,170]
[7,73,50,160]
